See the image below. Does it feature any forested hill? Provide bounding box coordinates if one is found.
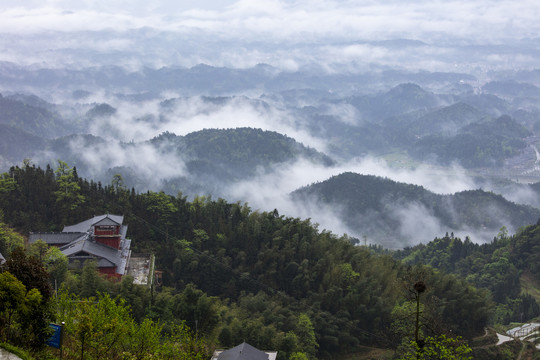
[291,172,540,247]
[149,128,334,180]
[394,225,540,325]
[2,127,333,196]
[409,115,530,167]
[0,93,68,138]
[0,163,495,358]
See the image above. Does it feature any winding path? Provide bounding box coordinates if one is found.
[0,348,22,360]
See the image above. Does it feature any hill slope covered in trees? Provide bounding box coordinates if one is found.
[291,172,540,247]
[0,163,504,359]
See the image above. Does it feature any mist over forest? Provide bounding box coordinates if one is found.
[2,0,540,248]
[6,2,540,360]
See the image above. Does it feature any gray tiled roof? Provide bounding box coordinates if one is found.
[29,214,131,275]
[217,342,269,360]
[121,225,128,239]
[63,214,124,233]
[28,232,85,245]
[60,235,131,275]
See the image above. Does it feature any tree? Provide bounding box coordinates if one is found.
[0,172,16,193]
[289,352,309,360]
[80,259,104,298]
[295,313,318,359]
[0,271,27,341]
[144,191,178,234]
[398,335,472,360]
[44,246,69,287]
[123,318,162,359]
[54,160,85,213]
[20,287,48,349]
[56,291,209,360]
[0,270,51,349]
[111,173,125,194]
[74,294,132,360]
[171,283,221,336]
[156,323,209,360]
[28,238,49,262]
[393,271,439,356]
[1,247,53,300]
[0,220,24,256]
[0,248,54,349]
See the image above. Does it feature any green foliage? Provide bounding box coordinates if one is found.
[54,160,85,214]
[180,128,334,177]
[0,164,498,358]
[0,163,59,233]
[0,271,27,341]
[289,352,309,360]
[471,339,537,360]
[170,283,221,337]
[397,226,540,326]
[56,291,209,360]
[292,173,540,246]
[295,314,318,359]
[43,246,69,285]
[1,247,53,301]
[28,239,49,262]
[0,248,54,349]
[0,172,16,193]
[0,270,52,350]
[0,220,24,256]
[111,173,125,193]
[398,335,472,360]
[79,259,110,298]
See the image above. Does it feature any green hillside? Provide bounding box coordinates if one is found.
[0,93,66,139]
[292,172,540,246]
[0,163,499,359]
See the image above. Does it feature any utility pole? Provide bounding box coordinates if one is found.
[413,281,426,360]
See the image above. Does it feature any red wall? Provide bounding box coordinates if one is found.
[98,266,121,279]
[95,237,120,249]
[94,225,120,236]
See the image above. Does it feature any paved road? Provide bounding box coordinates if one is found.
[0,348,22,360]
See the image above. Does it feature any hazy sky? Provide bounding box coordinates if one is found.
[1,0,539,70]
[1,0,538,40]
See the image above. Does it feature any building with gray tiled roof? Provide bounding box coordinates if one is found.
[29,214,132,278]
[211,342,277,360]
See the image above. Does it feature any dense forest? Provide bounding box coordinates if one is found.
[1,162,539,359]
[395,228,540,325]
[292,172,540,247]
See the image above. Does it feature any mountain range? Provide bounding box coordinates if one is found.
[2,63,540,247]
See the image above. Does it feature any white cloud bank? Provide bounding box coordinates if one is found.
[1,0,538,43]
[1,0,539,71]
[224,155,481,247]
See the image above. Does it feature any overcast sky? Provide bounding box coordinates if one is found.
[1,0,538,41]
[1,0,539,71]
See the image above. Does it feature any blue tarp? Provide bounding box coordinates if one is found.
[45,323,62,349]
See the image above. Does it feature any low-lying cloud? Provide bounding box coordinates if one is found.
[84,95,328,152]
[39,93,489,247]
[222,155,485,247]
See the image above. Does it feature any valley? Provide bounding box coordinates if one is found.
[2,1,540,358]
